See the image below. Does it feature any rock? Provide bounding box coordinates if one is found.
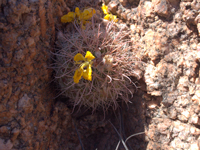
[197,23,200,36]
[167,0,180,7]
[151,91,162,96]
[190,126,200,135]
[183,9,197,26]
[18,94,33,114]
[143,1,154,17]
[178,110,190,122]
[0,139,13,150]
[177,76,189,92]
[139,1,154,18]
[104,0,111,5]
[189,85,196,95]
[119,0,128,7]
[30,27,41,38]
[130,24,142,35]
[121,12,127,20]
[189,142,200,150]
[0,126,9,137]
[190,114,200,125]
[147,102,158,109]
[168,106,177,119]
[157,119,171,134]
[162,92,177,107]
[172,121,189,133]
[108,1,119,14]
[152,0,171,18]
[195,90,200,98]
[194,14,200,24]
[147,124,157,140]
[170,137,190,149]
[191,90,200,105]
[178,128,190,141]
[27,37,36,48]
[11,128,20,142]
[191,0,200,11]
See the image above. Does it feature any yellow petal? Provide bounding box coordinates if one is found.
[112,15,118,22]
[104,14,118,22]
[81,8,96,20]
[83,64,92,81]
[61,12,75,23]
[80,61,89,70]
[85,51,95,61]
[101,3,108,15]
[104,14,111,21]
[75,7,81,18]
[73,68,83,83]
[74,53,85,62]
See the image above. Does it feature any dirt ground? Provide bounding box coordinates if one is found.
[0,0,200,150]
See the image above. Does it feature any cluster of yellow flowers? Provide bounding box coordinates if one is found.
[101,3,118,23]
[61,3,118,28]
[61,7,96,29]
[61,4,119,84]
[73,51,95,83]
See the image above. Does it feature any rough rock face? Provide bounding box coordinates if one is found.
[0,0,77,149]
[0,0,200,149]
[115,0,200,149]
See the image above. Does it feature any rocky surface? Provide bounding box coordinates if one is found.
[118,0,200,149]
[0,0,78,149]
[0,0,200,149]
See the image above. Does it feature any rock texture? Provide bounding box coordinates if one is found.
[0,0,77,149]
[112,0,200,149]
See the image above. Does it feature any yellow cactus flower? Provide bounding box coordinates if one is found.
[74,53,85,63]
[101,3,118,22]
[73,51,95,83]
[61,12,76,23]
[79,8,96,29]
[101,3,109,15]
[104,14,118,22]
[83,64,92,81]
[61,7,96,29]
[73,68,83,83]
[75,7,81,18]
[85,51,95,61]
[80,8,96,20]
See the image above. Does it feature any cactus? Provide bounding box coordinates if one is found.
[53,21,137,111]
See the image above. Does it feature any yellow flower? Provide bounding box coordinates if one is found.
[104,14,118,22]
[73,51,95,83]
[101,3,118,22]
[61,7,96,29]
[83,64,92,81]
[61,12,76,23]
[101,3,109,15]
[85,50,95,61]
[74,53,85,63]
[80,8,96,20]
[79,8,96,29]
[75,7,81,18]
[73,68,83,83]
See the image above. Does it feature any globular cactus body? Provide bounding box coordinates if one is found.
[54,22,136,111]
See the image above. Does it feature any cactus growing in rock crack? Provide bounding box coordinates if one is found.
[53,20,138,111]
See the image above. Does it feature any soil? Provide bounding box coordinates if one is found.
[0,0,200,150]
